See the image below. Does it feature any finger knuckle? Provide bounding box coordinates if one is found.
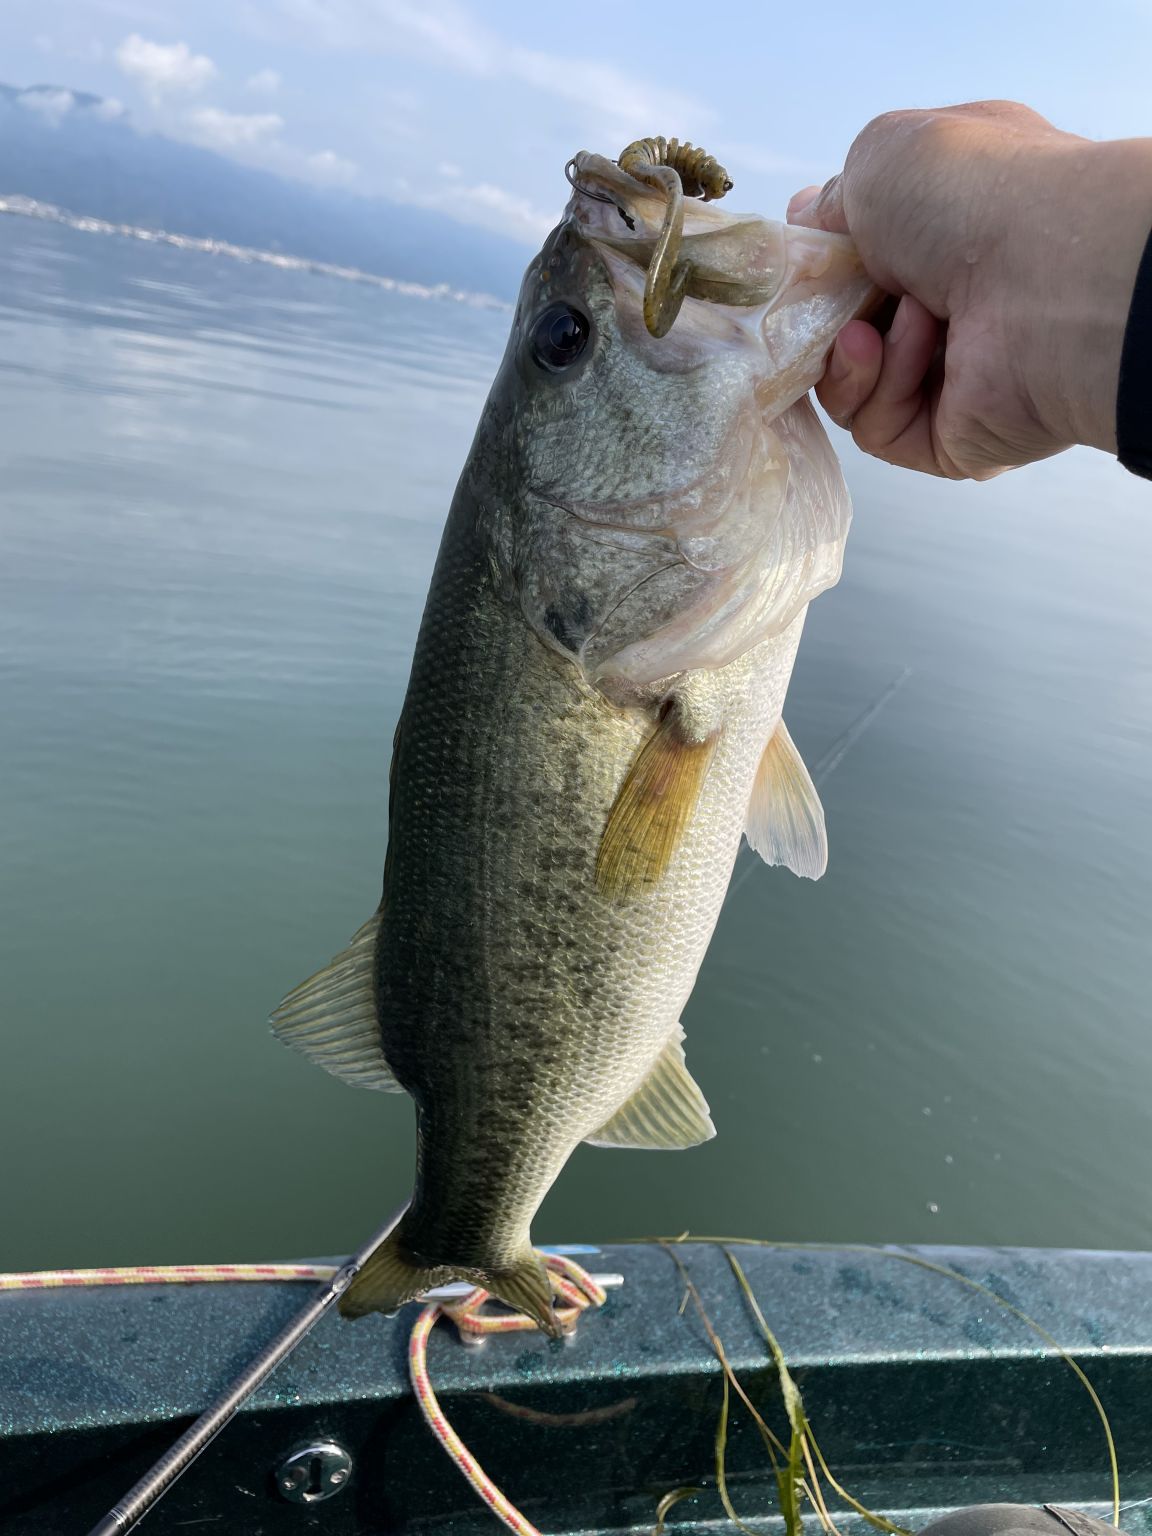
[859,436,951,478]
[858,108,923,142]
[853,108,948,159]
[850,398,904,453]
[937,416,997,478]
[846,110,961,215]
[956,98,1050,128]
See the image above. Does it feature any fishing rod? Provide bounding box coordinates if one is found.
[84,1203,409,1536]
[82,1213,621,1535]
[811,666,913,785]
[84,668,912,1534]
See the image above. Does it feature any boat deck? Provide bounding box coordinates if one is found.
[1,1243,1149,1534]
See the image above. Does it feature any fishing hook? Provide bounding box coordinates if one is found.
[564,158,636,231]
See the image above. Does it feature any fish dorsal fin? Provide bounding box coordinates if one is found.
[596,708,719,901]
[270,913,402,1092]
[586,1028,715,1149]
[744,719,827,879]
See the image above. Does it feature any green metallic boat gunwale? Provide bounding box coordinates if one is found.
[2,1242,1150,1534]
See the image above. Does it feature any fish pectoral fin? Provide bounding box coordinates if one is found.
[270,913,403,1092]
[596,706,719,901]
[586,1027,716,1150]
[744,719,828,880]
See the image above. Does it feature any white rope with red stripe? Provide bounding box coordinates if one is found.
[408,1252,608,1536]
[3,1249,609,1536]
[0,1262,336,1291]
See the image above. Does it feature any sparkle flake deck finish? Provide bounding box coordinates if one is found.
[1,1244,1151,1534]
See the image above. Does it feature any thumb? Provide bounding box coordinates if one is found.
[787,173,848,235]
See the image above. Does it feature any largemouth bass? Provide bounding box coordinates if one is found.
[273,149,876,1334]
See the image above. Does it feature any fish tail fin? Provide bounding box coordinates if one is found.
[488,1251,559,1337]
[339,1227,441,1321]
[340,1231,561,1338]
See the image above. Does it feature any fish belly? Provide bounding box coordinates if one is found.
[374,492,804,1269]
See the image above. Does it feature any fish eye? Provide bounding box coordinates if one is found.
[529,302,591,373]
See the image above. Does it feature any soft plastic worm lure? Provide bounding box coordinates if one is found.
[617,137,733,338]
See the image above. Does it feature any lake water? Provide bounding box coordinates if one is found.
[2,213,1150,1274]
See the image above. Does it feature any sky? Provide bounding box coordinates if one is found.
[3,0,1151,246]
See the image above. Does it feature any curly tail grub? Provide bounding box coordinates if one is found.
[617,137,733,337]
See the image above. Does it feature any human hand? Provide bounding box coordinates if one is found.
[788,101,1152,478]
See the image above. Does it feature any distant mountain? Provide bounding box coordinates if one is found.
[0,82,530,298]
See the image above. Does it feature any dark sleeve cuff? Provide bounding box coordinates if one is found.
[1117,224,1152,480]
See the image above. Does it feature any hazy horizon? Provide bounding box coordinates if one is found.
[1,0,1148,253]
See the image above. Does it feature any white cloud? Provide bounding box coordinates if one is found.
[115,34,217,104]
[454,182,555,242]
[18,89,75,127]
[399,177,556,245]
[245,68,281,95]
[184,107,284,149]
[437,161,461,178]
[17,87,128,128]
[304,149,357,185]
[276,0,708,139]
[504,42,703,140]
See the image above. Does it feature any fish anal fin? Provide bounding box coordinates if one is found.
[270,912,402,1092]
[745,719,827,879]
[596,709,718,900]
[586,1027,715,1150]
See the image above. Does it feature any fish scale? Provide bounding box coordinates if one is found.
[271,147,878,1333]
[329,546,797,1308]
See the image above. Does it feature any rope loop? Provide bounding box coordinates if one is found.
[408,1253,609,1536]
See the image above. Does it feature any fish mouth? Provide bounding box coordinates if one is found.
[564,151,878,380]
[567,151,783,327]
[566,151,878,328]
[565,151,665,217]
[565,151,742,247]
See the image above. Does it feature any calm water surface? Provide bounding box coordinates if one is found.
[2,216,1151,1270]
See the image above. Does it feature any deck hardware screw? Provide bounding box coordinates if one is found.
[275,1441,354,1504]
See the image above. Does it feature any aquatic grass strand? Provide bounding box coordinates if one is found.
[638,1236,1120,1528]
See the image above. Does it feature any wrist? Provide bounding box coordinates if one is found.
[1012,137,1152,453]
